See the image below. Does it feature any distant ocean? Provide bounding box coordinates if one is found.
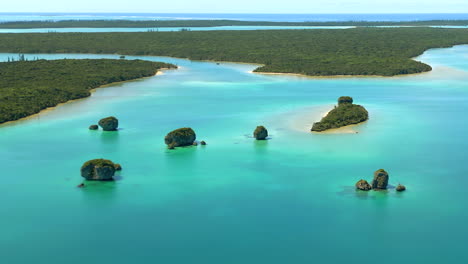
[1,13,468,22]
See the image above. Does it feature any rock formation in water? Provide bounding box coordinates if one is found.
[81,159,116,181]
[311,96,368,132]
[114,164,122,171]
[396,184,406,192]
[254,126,268,140]
[372,169,389,190]
[200,141,207,145]
[89,124,99,130]
[355,179,372,191]
[98,116,119,131]
[165,127,196,148]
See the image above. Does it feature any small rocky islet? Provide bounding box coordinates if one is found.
[311,96,369,132]
[253,126,268,140]
[355,169,406,192]
[98,116,119,131]
[80,159,121,181]
[89,116,119,131]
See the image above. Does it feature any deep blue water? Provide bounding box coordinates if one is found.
[1,13,468,22]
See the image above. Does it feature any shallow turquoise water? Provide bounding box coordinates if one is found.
[1,46,468,263]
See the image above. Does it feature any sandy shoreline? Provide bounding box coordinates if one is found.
[276,104,365,134]
[0,68,173,126]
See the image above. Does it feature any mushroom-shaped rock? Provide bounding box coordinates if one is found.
[89,124,99,130]
[98,116,119,131]
[254,126,268,140]
[396,184,406,192]
[114,164,122,171]
[81,159,116,181]
[338,96,354,105]
[372,169,389,190]
[200,141,207,145]
[165,128,196,147]
[355,179,372,191]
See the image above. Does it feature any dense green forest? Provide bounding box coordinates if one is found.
[0,59,176,124]
[0,19,467,28]
[0,28,467,76]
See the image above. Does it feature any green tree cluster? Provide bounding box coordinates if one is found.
[0,28,467,76]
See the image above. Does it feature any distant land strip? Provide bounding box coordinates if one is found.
[0,19,467,28]
[0,28,467,77]
[0,59,176,124]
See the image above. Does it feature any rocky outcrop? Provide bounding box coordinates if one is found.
[89,124,98,130]
[338,96,353,105]
[200,141,207,145]
[396,184,406,192]
[254,126,268,140]
[165,128,196,147]
[372,169,389,190]
[355,179,372,191]
[311,96,368,132]
[98,116,119,131]
[81,159,116,181]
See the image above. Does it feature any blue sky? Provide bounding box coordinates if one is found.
[2,0,468,13]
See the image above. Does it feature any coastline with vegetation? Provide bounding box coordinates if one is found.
[0,19,467,28]
[0,59,176,124]
[0,28,467,77]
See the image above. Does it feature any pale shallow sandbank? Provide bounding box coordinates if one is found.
[272,104,366,134]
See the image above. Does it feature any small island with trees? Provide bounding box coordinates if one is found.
[311,96,368,132]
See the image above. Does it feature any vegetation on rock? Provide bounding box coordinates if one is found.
[1,28,468,77]
[99,116,119,131]
[165,128,196,147]
[254,126,268,140]
[0,59,176,124]
[81,159,116,181]
[372,169,389,190]
[355,179,372,191]
[396,184,406,192]
[311,96,368,132]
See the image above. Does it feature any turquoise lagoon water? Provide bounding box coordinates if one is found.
[1,46,468,263]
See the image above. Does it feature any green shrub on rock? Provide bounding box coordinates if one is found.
[372,169,389,189]
[165,127,196,147]
[338,96,353,105]
[98,116,119,131]
[254,126,268,140]
[355,179,372,191]
[81,159,116,181]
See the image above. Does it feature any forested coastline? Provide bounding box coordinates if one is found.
[0,19,467,28]
[0,59,176,124]
[0,28,467,76]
